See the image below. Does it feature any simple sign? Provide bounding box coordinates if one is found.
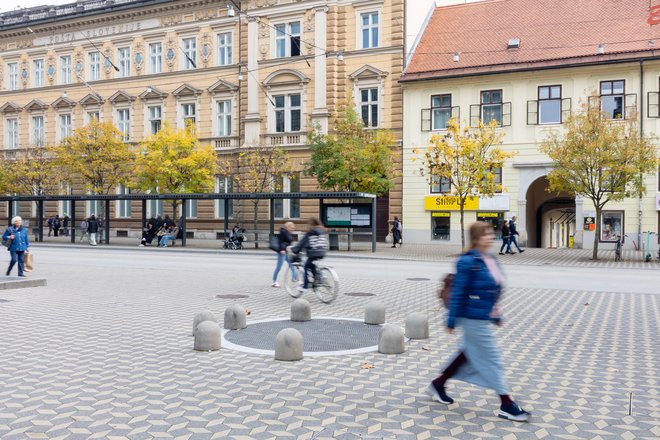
[431,212,450,217]
[583,216,596,231]
[323,204,372,228]
[478,212,500,218]
[424,196,478,211]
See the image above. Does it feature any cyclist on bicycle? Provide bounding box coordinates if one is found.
[291,217,328,293]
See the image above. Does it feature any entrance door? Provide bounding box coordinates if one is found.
[525,176,575,248]
[376,195,390,241]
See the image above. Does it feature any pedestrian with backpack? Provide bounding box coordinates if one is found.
[428,222,530,422]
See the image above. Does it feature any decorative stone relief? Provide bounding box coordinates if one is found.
[133,40,144,74]
[304,12,315,56]
[46,52,56,84]
[74,48,84,79]
[103,44,114,78]
[20,56,29,87]
[161,14,183,27]
[248,0,277,9]
[199,31,212,67]
[165,34,178,71]
[258,21,270,61]
[0,58,4,89]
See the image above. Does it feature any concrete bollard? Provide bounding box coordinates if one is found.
[405,312,429,339]
[291,298,311,322]
[274,328,304,361]
[378,324,405,354]
[364,300,386,325]
[224,304,247,330]
[193,321,221,351]
[192,310,217,336]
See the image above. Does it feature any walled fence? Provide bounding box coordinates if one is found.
[0,192,378,252]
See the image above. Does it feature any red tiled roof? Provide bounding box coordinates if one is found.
[402,0,660,81]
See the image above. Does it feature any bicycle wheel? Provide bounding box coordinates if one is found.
[284,264,303,298]
[314,266,339,304]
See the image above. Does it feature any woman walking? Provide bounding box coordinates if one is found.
[272,222,297,287]
[427,222,530,422]
[3,216,30,277]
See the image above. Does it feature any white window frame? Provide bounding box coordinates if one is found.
[184,199,198,219]
[118,47,131,77]
[180,102,197,131]
[85,110,100,124]
[89,51,101,81]
[272,93,302,133]
[33,59,44,87]
[355,7,381,50]
[116,184,131,218]
[217,32,233,66]
[352,78,383,128]
[86,198,103,218]
[31,115,45,147]
[273,173,301,220]
[359,87,379,128]
[117,108,130,142]
[58,113,72,141]
[147,197,163,218]
[215,176,233,219]
[60,55,72,85]
[216,99,232,136]
[272,20,302,58]
[359,11,380,49]
[148,105,162,135]
[149,42,163,74]
[182,37,197,70]
[60,184,72,217]
[6,118,19,149]
[8,62,18,91]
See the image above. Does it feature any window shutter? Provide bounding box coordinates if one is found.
[451,105,460,122]
[624,93,637,119]
[561,98,572,123]
[648,92,660,118]
[469,104,481,127]
[502,102,512,127]
[527,100,538,125]
[587,95,600,111]
[421,108,431,132]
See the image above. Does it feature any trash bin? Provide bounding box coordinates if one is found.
[568,234,574,249]
[329,230,339,251]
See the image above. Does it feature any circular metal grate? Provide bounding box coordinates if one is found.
[216,294,250,299]
[406,277,431,281]
[344,292,376,297]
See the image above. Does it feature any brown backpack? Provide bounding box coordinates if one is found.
[438,273,455,309]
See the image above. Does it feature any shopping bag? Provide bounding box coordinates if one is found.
[24,252,34,272]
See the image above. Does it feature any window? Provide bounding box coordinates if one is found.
[34,59,44,87]
[360,12,379,49]
[274,173,300,219]
[60,56,71,84]
[118,48,130,77]
[87,199,103,218]
[218,32,232,65]
[600,80,625,119]
[184,200,198,219]
[217,100,232,136]
[430,175,451,193]
[148,106,162,134]
[275,22,301,58]
[360,88,379,127]
[481,90,502,125]
[32,116,44,147]
[274,94,301,133]
[149,43,162,74]
[87,111,100,122]
[59,114,72,140]
[117,109,130,142]
[147,199,163,218]
[601,211,624,242]
[182,103,196,130]
[489,166,503,193]
[182,37,196,69]
[8,63,18,90]
[215,176,233,219]
[431,94,452,130]
[538,86,562,124]
[116,184,131,218]
[89,52,101,81]
[7,118,19,149]
[431,213,450,241]
[60,184,72,217]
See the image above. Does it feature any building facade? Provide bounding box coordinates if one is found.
[0,0,404,240]
[401,0,660,250]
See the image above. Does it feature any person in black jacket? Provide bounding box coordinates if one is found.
[87,215,99,246]
[272,222,296,287]
[292,218,328,293]
[509,216,524,253]
[498,220,515,255]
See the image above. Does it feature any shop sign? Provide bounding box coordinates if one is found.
[478,212,500,218]
[583,216,596,231]
[431,212,451,217]
[424,196,478,211]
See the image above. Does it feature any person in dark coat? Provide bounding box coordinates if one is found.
[87,215,99,246]
[3,216,30,277]
[292,218,328,293]
[46,216,54,237]
[509,216,524,253]
[52,215,61,237]
[499,220,514,255]
[391,216,402,248]
[427,222,530,422]
[272,222,297,287]
[63,214,70,237]
[139,218,157,247]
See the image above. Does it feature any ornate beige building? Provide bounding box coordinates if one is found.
[0,0,403,240]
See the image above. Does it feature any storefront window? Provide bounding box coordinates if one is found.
[477,212,504,234]
[431,213,450,241]
[600,211,624,242]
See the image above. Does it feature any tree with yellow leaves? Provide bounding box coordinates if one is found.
[134,123,218,217]
[0,147,62,196]
[540,102,657,260]
[414,119,514,249]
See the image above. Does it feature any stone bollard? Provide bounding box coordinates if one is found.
[405,312,429,339]
[274,328,303,361]
[194,321,221,351]
[364,300,386,325]
[224,304,247,330]
[192,310,217,336]
[291,298,311,322]
[378,324,405,354]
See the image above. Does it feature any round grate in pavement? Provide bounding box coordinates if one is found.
[223,318,382,356]
[406,277,431,281]
[344,292,376,297]
[216,294,250,299]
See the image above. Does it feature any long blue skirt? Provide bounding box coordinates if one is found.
[444,318,509,395]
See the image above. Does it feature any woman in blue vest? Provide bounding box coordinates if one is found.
[3,216,30,277]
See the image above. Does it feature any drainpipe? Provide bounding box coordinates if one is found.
[638,60,644,251]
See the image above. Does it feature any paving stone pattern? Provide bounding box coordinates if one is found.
[0,257,657,439]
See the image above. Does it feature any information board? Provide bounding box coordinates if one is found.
[322,204,372,228]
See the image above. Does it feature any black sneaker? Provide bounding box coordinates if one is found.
[498,402,530,422]
[426,383,454,404]
[498,252,505,255]
[519,249,525,253]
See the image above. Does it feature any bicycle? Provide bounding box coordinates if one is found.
[614,234,627,262]
[283,252,339,303]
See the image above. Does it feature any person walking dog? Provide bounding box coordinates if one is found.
[509,216,524,253]
[427,222,530,422]
[3,216,30,277]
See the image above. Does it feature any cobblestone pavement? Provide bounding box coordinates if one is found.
[0,248,657,439]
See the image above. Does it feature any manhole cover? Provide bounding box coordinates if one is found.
[406,277,430,281]
[344,292,376,297]
[223,318,382,356]
[216,294,250,299]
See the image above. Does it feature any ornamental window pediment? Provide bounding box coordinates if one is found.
[24,99,49,112]
[51,96,76,109]
[208,79,239,95]
[0,102,23,114]
[263,69,309,88]
[348,64,388,81]
[108,90,136,104]
[79,93,105,106]
[172,83,202,97]
[139,86,168,100]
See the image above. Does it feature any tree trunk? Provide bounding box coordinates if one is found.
[592,206,601,260]
[252,200,259,249]
[459,201,465,250]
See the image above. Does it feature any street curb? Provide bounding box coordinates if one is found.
[0,277,47,290]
